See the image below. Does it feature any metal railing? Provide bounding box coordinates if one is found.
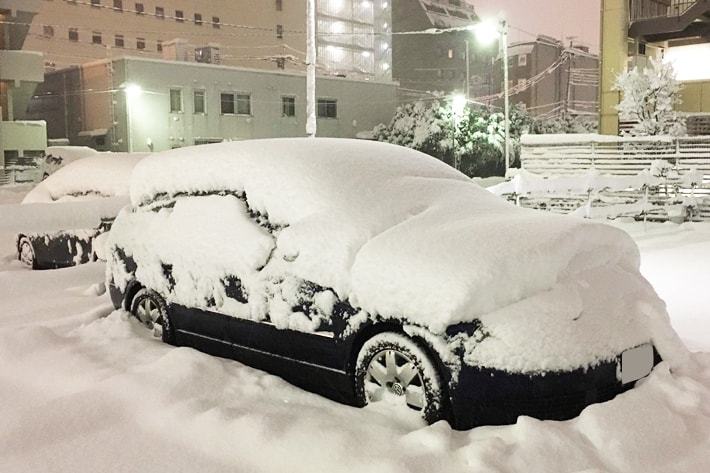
[629,0,697,21]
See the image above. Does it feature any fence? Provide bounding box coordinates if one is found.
[629,0,698,21]
[517,134,710,220]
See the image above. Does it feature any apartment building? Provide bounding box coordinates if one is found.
[23,0,392,81]
[24,56,397,151]
[600,0,710,135]
[391,0,491,99]
[0,0,47,171]
[479,36,600,120]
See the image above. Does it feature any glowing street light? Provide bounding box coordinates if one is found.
[451,93,467,120]
[123,83,143,100]
[121,83,142,152]
[470,20,499,46]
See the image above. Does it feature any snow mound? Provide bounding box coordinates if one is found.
[118,139,684,372]
[23,153,148,204]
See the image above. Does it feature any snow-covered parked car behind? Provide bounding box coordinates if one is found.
[17,153,147,269]
[106,138,683,430]
[37,146,99,180]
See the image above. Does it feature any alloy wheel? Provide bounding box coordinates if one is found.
[365,348,426,411]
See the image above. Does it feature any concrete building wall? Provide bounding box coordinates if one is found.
[599,0,628,135]
[24,0,392,81]
[0,0,47,166]
[487,37,599,119]
[29,57,397,152]
[391,0,491,100]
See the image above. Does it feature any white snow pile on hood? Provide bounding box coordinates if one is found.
[23,153,148,204]
[124,138,684,372]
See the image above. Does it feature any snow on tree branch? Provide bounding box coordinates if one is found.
[614,58,686,137]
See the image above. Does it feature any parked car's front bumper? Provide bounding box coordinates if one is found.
[448,346,662,430]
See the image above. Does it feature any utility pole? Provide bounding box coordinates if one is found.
[306,0,317,137]
[501,19,510,173]
[565,36,577,116]
[465,40,470,99]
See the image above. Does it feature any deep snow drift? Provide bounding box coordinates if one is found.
[0,224,709,472]
[110,139,684,375]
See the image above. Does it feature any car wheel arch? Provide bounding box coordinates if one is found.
[123,280,145,312]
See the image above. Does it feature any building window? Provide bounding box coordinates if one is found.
[212,16,221,28]
[175,10,184,22]
[157,39,163,52]
[194,13,203,25]
[276,57,285,69]
[115,34,124,47]
[135,2,144,14]
[194,90,206,114]
[92,31,102,44]
[447,48,454,59]
[113,0,122,11]
[282,96,295,117]
[317,99,337,118]
[276,24,283,39]
[68,28,79,42]
[236,94,251,115]
[518,54,527,67]
[155,6,164,19]
[221,93,235,114]
[276,0,282,10]
[43,25,55,38]
[170,88,183,113]
[91,0,100,7]
[137,37,146,50]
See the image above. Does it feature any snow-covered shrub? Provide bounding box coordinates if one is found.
[373,101,532,177]
[614,58,686,137]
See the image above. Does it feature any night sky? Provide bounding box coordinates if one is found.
[474,0,602,52]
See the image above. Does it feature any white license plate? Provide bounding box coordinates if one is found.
[618,343,654,385]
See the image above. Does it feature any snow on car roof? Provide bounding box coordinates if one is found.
[122,139,679,371]
[23,153,148,204]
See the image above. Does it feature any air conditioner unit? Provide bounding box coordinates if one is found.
[195,46,221,65]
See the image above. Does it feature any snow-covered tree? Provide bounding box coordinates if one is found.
[614,58,686,136]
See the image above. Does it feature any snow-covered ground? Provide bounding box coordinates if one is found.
[1,187,709,472]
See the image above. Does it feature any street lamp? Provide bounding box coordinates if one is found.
[451,93,467,171]
[122,83,142,152]
[469,17,511,174]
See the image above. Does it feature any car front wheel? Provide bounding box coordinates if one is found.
[355,332,444,424]
[130,289,175,344]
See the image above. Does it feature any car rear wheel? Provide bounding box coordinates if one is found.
[355,332,444,424]
[18,238,36,269]
[130,289,175,344]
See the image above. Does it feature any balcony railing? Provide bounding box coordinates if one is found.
[629,0,697,21]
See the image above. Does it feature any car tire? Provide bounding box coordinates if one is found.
[355,332,444,424]
[18,238,37,269]
[130,289,175,345]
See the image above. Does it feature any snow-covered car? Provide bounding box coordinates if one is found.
[18,153,147,269]
[37,146,99,180]
[106,139,672,429]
